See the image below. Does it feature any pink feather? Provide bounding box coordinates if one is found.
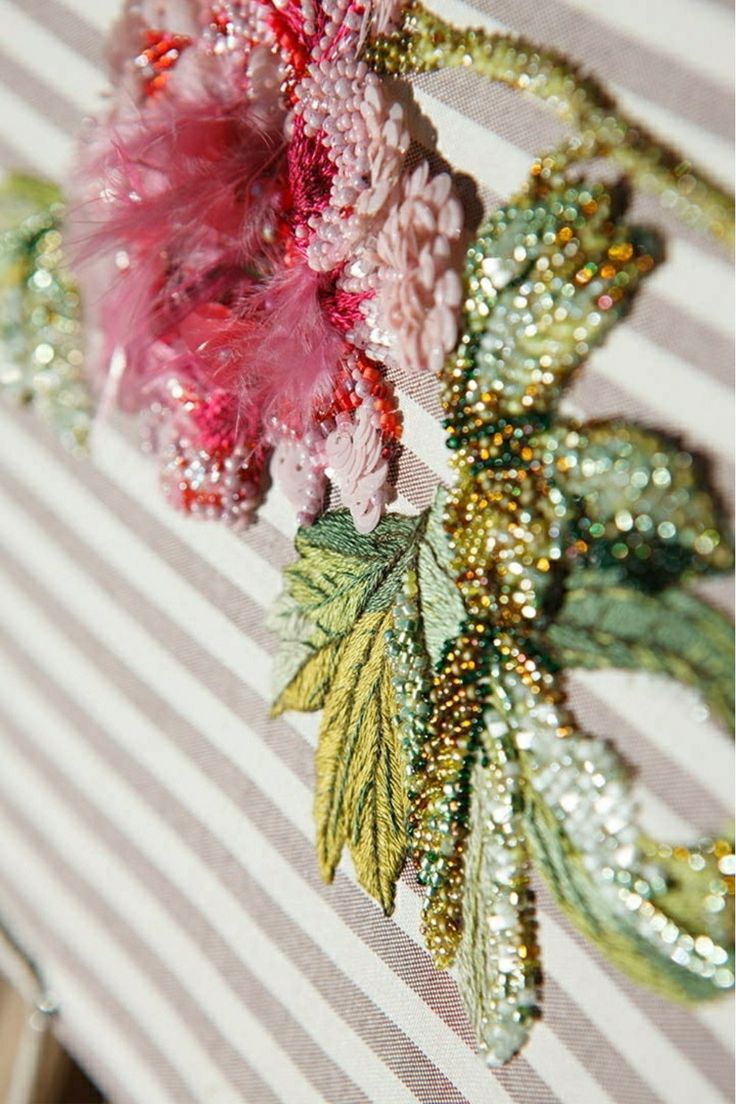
[69,78,343,438]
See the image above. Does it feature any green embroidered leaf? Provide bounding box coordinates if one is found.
[458,747,540,1067]
[416,488,466,667]
[525,790,734,1002]
[315,608,407,914]
[287,510,423,637]
[543,569,735,728]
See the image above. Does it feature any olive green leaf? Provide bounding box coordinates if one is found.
[315,608,407,914]
[273,634,344,716]
[543,568,735,729]
[639,837,735,952]
[525,789,734,1002]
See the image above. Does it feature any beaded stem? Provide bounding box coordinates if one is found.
[366,3,735,247]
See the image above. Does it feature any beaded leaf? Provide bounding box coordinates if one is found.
[0,175,92,454]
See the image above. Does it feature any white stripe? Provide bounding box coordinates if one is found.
[4,409,731,811]
[0,6,732,1097]
[0,0,106,113]
[0,85,72,176]
[395,387,451,483]
[0,810,239,1104]
[612,83,733,186]
[560,0,734,90]
[0,412,726,1102]
[0,508,513,1104]
[651,239,734,342]
[17,0,734,344]
[410,86,734,343]
[589,327,734,457]
[429,0,734,182]
[0,713,369,1104]
[635,788,697,844]
[697,998,735,1055]
[0,483,697,1104]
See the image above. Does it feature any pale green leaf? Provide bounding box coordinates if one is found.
[525,790,734,1002]
[266,589,320,701]
[417,488,466,667]
[544,569,734,728]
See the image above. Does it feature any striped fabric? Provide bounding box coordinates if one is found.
[0,1,733,1102]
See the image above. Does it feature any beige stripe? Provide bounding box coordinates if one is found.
[9,0,729,391]
[1,6,732,1095]
[0,419,723,1104]
[15,414,731,866]
[405,72,735,374]
[10,406,734,903]
[9,0,106,69]
[7,407,733,877]
[0,44,81,138]
[0,629,478,1104]
[568,681,732,834]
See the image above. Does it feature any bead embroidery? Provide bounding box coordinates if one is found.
[0,0,733,1072]
[270,166,734,1064]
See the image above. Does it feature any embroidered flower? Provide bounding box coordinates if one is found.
[69,0,463,531]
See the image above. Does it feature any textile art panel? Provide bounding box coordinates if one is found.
[0,2,733,1103]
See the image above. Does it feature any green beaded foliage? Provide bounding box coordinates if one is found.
[0,174,92,453]
[272,169,734,1068]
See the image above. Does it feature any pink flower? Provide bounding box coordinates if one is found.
[69,0,463,531]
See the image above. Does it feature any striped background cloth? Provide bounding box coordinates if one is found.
[0,1,732,1102]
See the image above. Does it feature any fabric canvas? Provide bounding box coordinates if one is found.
[0,1,732,1102]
